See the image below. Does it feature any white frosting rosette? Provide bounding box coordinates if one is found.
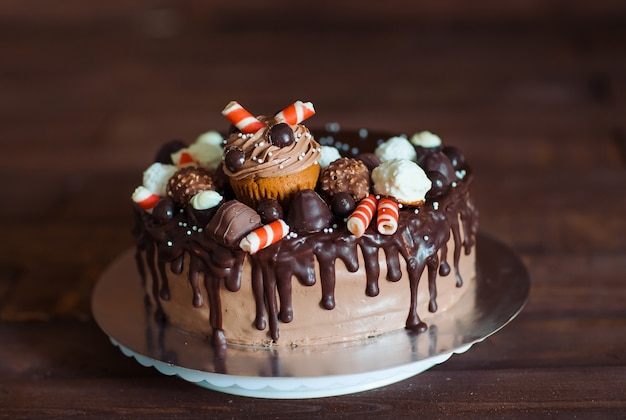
[142,162,178,196]
[319,145,342,168]
[374,136,417,162]
[371,159,432,205]
[410,131,442,148]
[190,190,223,210]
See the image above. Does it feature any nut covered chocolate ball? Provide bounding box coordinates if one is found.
[166,166,215,205]
[319,157,370,201]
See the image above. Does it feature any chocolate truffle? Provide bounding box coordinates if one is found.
[287,190,333,234]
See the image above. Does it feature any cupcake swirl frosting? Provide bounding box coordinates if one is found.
[224,123,321,180]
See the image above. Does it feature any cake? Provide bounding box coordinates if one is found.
[132,101,478,348]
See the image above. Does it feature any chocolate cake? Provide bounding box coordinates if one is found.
[132,101,478,348]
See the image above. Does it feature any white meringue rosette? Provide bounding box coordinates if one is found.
[319,145,342,169]
[142,162,178,196]
[374,136,417,163]
[410,131,442,148]
[371,159,432,205]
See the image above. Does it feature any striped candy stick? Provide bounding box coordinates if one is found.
[239,219,290,254]
[347,194,378,237]
[377,197,399,235]
[274,101,315,125]
[221,101,266,133]
[132,186,160,211]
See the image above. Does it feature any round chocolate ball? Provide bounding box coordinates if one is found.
[442,146,466,170]
[224,147,245,172]
[423,152,456,184]
[426,170,450,199]
[257,199,283,224]
[330,191,356,217]
[267,123,295,148]
[287,190,333,234]
[152,198,177,224]
[356,153,381,171]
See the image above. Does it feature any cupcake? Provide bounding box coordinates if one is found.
[221,101,322,209]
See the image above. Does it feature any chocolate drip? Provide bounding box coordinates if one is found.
[260,259,280,341]
[316,251,338,310]
[427,254,439,313]
[250,257,267,331]
[145,241,165,322]
[170,254,184,275]
[449,213,464,287]
[361,245,380,297]
[157,259,170,300]
[405,254,428,332]
[439,243,451,276]
[133,130,479,345]
[204,272,222,336]
[134,247,150,307]
[189,269,204,307]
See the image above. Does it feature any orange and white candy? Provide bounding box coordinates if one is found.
[172,150,196,166]
[376,197,399,235]
[132,186,160,211]
[171,131,224,170]
[347,194,378,237]
[239,219,290,254]
[221,101,266,134]
[274,101,315,125]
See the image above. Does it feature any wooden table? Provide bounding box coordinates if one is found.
[2,2,625,417]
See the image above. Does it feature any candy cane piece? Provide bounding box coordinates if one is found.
[240,219,290,254]
[132,186,160,211]
[377,197,399,235]
[221,101,266,133]
[347,194,378,237]
[274,101,315,125]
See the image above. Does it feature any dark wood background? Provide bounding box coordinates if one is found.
[1,1,625,418]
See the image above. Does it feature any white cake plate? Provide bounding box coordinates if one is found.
[92,233,529,399]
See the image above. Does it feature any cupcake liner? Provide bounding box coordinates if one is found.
[230,164,320,209]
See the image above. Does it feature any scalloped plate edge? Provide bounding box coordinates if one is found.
[110,337,483,399]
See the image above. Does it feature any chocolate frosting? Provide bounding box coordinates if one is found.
[134,129,478,345]
[223,123,321,180]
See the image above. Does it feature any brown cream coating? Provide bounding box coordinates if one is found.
[223,123,321,180]
[143,232,475,347]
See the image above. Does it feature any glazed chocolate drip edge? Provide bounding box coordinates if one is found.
[133,129,479,347]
